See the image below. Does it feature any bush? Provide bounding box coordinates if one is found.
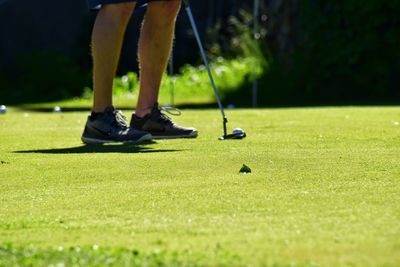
[258,0,400,105]
[82,55,264,106]
[1,51,90,104]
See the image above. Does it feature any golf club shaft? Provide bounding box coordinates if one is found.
[183,0,228,136]
[252,0,260,107]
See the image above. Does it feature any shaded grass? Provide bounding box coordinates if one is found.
[0,244,242,267]
[0,106,399,266]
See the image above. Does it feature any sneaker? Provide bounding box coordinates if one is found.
[130,103,198,139]
[81,107,152,144]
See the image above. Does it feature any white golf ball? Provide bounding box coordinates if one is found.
[0,105,7,114]
[53,106,62,112]
[233,128,244,135]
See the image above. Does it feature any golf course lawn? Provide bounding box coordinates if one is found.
[0,106,399,266]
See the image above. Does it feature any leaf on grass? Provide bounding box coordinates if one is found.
[239,164,251,173]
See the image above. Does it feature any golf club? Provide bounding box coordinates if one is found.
[183,0,246,140]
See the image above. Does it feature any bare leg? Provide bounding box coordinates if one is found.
[91,2,136,112]
[135,0,182,117]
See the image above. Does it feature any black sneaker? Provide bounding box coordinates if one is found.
[81,107,152,144]
[130,103,198,139]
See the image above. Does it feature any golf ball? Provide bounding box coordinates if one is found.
[53,106,62,112]
[233,128,244,135]
[0,105,7,114]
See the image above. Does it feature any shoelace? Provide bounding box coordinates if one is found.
[113,109,129,128]
[157,106,182,125]
[160,106,181,116]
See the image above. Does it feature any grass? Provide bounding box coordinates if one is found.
[0,105,399,266]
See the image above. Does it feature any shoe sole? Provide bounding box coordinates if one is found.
[81,133,152,145]
[152,131,198,140]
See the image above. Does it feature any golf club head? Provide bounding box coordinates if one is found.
[219,131,246,140]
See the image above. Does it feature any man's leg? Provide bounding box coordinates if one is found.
[82,2,152,144]
[135,0,181,117]
[92,2,135,112]
[131,0,198,139]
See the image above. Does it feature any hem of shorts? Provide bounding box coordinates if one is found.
[89,0,136,11]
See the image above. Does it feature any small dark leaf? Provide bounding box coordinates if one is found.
[239,164,251,173]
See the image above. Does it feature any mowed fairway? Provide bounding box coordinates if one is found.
[0,107,399,266]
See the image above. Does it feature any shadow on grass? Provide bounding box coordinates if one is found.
[14,143,183,154]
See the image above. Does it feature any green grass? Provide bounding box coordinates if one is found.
[0,106,399,266]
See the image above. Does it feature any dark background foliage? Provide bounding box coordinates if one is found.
[254,0,400,106]
[0,0,398,105]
